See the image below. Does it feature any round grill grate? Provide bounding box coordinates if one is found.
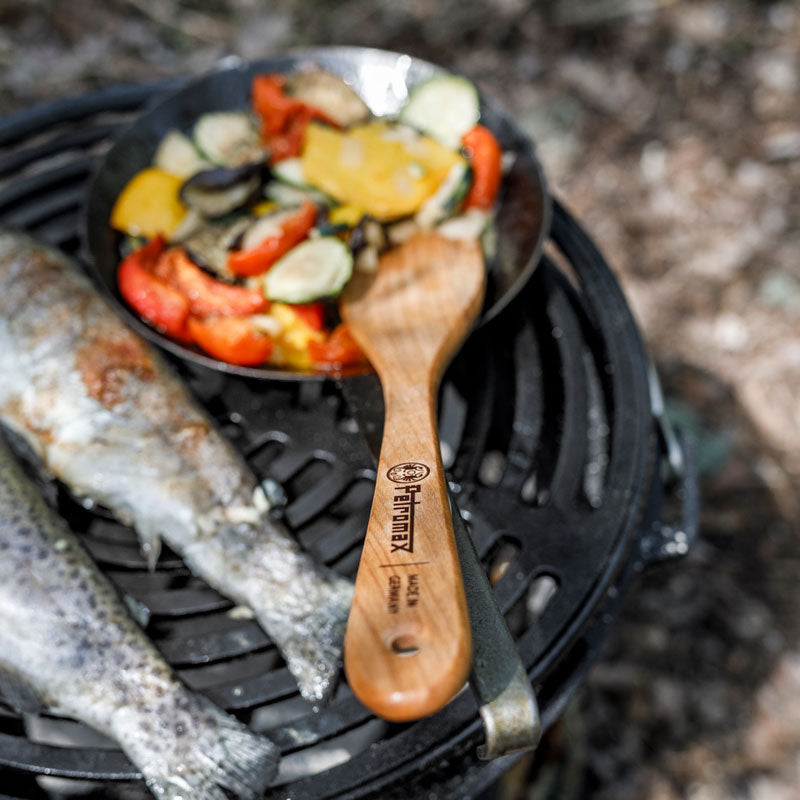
[0,82,693,800]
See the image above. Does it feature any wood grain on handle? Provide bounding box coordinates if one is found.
[341,234,484,722]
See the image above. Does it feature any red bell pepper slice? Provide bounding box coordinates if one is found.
[252,74,298,137]
[461,124,503,211]
[187,316,273,367]
[266,106,314,162]
[252,74,338,162]
[290,302,325,331]
[118,237,192,342]
[155,248,268,317]
[308,323,367,368]
[227,200,317,278]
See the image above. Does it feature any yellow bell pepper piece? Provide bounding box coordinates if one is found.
[328,204,365,228]
[270,342,314,370]
[252,200,279,217]
[110,167,187,238]
[268,303,325,369]
[301,121,465,221]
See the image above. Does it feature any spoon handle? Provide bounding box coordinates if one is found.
[344,378,471,722]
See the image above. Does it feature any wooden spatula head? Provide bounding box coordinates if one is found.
[342,233,486,383]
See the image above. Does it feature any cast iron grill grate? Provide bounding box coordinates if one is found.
[0,82,695,800]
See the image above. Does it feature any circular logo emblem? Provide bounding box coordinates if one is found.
[387,462,431,483]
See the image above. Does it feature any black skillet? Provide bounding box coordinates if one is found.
[83,46,551,380]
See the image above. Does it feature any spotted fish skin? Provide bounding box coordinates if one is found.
[0,229,352,702]
[0,433,279,800]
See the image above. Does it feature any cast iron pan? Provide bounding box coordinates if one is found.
[83,46,551,380]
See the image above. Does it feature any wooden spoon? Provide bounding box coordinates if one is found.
[341,232,484,722]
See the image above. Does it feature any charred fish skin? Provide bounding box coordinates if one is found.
[0,228,352,702]
[0,434,279,800]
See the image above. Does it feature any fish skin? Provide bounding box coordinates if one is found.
[0,228,353,702]
[0,433,279,799]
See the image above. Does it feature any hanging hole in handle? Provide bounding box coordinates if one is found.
[390,634,421,656]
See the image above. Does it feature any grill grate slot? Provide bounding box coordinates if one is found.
[0,158,94,215]
[540,275,591,508]
[298,507,371,565]
[0,123,118,180]
[283,461,352,529]
[155,621,270,666]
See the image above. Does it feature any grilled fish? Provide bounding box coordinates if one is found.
[0,432,278,799]
[0,229,352,702]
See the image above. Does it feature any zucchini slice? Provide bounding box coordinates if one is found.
[262,237,353,303]
[399,75,480,149]
[264,177,333,207]
[153,130,212,178]
[436,208,491,240]
[271,157,308,188]
[193,112,263,167]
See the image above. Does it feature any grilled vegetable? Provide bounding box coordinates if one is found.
[271,156,312,189]
[268,159,338,208]
[415,161,472,229]
[117,236,192,341]
[268,302,326,369]
[264,177,333,207]
[155,248,268,317]
[285,70,371,128]
[399,75,481,149]
[179,163,262,217]
[300,121,465,220]
[110,167,187,238]
[239,206,303,252]
[262,236,354,303]
[153,129,213,178]
[176,216,251,276]
[252,74,337,163]
[291,301,326,330]
[193,111,263,167]
[461,124,503,210]
[309,323,367,368]
[436,207,491,240]
[270,303,325,344]
[228,199,317,277]
[188,315,274,366]
[328,204,365,228]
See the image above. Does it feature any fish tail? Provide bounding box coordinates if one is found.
[141,701,279,800]
[275,575,354,703]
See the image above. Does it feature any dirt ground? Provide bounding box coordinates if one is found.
[1,1,799,798]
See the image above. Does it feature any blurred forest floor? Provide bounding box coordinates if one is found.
[1,1,800,797]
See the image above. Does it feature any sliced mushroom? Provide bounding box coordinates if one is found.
[286,70,371,128]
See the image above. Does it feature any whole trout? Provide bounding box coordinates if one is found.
[0,433,278,799]
[0,229,352,702]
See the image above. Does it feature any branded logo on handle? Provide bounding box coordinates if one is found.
[387,462,430,484]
